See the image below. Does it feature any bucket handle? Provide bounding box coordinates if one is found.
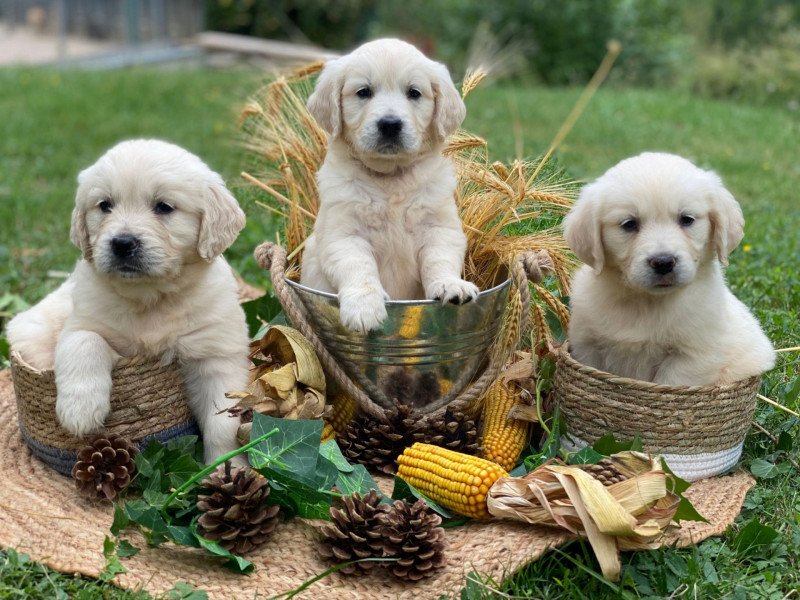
[254,242,553,425]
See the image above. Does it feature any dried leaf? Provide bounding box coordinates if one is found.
[262,326,326,392]
[486,452,679,581]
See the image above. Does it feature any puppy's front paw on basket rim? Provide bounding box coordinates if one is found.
[553,343,761,481]
[9,351,199,476]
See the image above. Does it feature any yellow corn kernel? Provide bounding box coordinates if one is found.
[397,443,508,519]
[321,392,358,441]
[481,380,529,472]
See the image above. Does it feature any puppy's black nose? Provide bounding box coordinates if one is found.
[648,254,677,275]
[377,117,403,138]
[111,235,140,259]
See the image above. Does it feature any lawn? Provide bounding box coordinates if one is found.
[1,67,798,599]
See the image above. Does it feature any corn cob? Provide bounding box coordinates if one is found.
[321,392,358,442]
[481,380,529,472]
[397,443,508,519]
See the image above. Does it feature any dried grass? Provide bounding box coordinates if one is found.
[239,63,576,342]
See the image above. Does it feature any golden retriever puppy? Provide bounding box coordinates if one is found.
[301,38,478,333]
[7,140,249,463]
[564,152,774,385]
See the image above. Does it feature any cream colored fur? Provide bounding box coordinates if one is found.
[7,140,249,463]
[301,38,478,333]
[564,152,774,385]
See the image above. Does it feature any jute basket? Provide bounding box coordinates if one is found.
[553,344,760,481]
[10,350,198,476]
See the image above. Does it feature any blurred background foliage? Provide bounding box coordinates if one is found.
[206,0,800,109]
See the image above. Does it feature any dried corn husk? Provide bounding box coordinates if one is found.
[486,452,679,581]
[227,325,326,427]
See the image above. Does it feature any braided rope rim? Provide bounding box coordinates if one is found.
[553,344,760,454]
[254,242,549,426]
[10,351,196,454]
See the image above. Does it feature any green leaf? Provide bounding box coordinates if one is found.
[100,536,127,582]
[776,431,793,453]
[336,463,381,497]
[265,471,332,520]
[319,440,354,473]
[0,336,9,361]
[124,499,171,546]
[116,540,140,558]
[242,294,282,338]
[673,496,709,524]
[734,519,780,556]
[250,414,323,485]
[165,582,209,600]
[569,446,604,465]
[110,503,130,536]
[391,477,454,519]
[591,432,643,455]
[190,522,253,573]
[750,458,779,479]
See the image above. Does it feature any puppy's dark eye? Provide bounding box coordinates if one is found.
[621,218,639,233]
[98,199,113,213]
[679,214,695,227]
[153,201,174,215]
[407,87,422,100]
[356,87,373,99]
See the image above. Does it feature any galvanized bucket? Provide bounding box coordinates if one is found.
[286,279,511,411]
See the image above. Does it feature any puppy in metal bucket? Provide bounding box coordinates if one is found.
[301,39,479,333]
[7,140,249,463]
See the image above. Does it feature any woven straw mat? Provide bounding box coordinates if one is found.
[0,370,754,599]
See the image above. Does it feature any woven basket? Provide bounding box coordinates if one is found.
[553,344,760,481]
[10,351,199,476]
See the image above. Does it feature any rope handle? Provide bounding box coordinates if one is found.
[254,242,554,425]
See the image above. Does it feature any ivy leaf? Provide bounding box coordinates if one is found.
[392,477,453,519]
[249,414,323,485]
[241,294,282,338]
[319,440,354,473]
[110,503,130,536]
[661,461,707,523]
[100,536,127,582]
[750,458,779,479]
[190,522,253,573]
[591,432,643,455]
[734,519,779,556]
[116,540,140,558]
[570,446,605,465]
[336,463,381,497]
[776,431,793,453]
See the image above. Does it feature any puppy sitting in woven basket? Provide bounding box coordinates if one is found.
[564,152,774,385]
[301,38,478,333]
[7,140,249,463]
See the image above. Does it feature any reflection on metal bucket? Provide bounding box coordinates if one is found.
[286,279,510,411]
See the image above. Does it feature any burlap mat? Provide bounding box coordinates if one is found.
[0,370,754,599]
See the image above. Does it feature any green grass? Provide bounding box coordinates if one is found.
[1,68,798,599]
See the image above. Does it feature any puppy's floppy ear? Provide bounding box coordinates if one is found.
[430,62,466,141]
[564,182,605,273]
[707,177,744,265]
[307,57,345,138]
[70,169,93,260]
[197,177,246,261]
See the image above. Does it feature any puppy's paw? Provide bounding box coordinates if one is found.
[56,386,110,437]
[339,286,389,333]
[427,278,480,305]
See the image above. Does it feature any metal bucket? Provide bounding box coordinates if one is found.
[286,279,511,411]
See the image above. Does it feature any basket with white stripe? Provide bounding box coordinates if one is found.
[553,344,760,481]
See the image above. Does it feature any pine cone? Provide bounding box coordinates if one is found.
[579,458,629,486]
[196,462,281,554]
[417,407,480,455]
[318,490,389,574]
[72,435,138,501]
[380,499,446,581]
[337,404,421,475]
